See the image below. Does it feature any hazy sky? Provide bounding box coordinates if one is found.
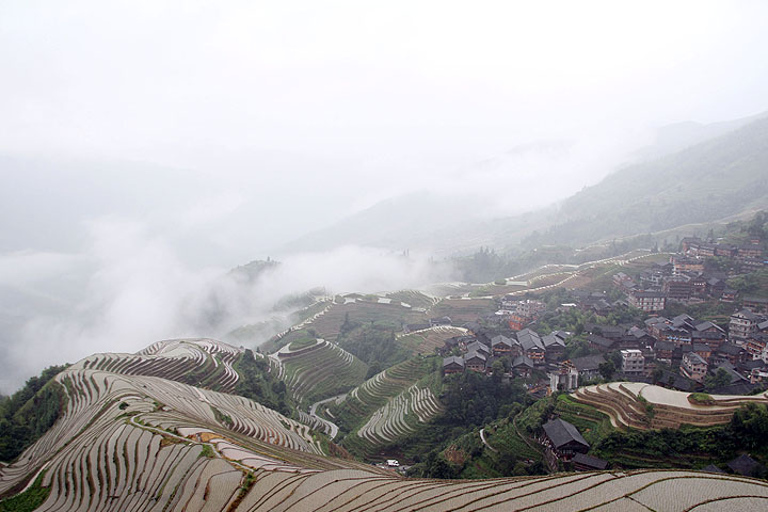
[1,1,768,392]
[2,1,767,251]
[2,1,768,169]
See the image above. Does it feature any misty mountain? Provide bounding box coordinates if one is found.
[283,113,768,255]
[533,113,768,246]
[635,111,766,160]
[277,140,597,256]
[278,192,503,256]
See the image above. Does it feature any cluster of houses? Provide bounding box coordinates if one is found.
[440,297,574,384]
[681,237,765,272]
[559,305,768,393]
[440,297,768,395]
[437,236,767,394]
[441,327,569,380]
[496,298,547,330]
[611,237,765,312]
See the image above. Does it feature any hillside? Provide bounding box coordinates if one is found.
[279,113,768,257]
[528,115,768,247]
[271,338,368,405]
[2,338,768,510]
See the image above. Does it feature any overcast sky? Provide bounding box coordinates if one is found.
[2,1,766,158]
[2,1,767,252]
[1,0,768,392]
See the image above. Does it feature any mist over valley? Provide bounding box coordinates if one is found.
[2,2,768,510]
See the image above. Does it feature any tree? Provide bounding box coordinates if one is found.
[491,360,505,379]
[598,360,615,380]
[704,368,732,391]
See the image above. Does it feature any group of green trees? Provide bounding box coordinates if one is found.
[394,369,540,479]
[590,402,768,476]
[338,315,409,378]
[727,403,768,458]
[439,370,529,428]
[0,365,67,463]
[233,350,291,416]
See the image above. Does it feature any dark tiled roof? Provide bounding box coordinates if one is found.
[572,355,606,372]
[542,334,565,349]
[442,356,464,368]
[464,351,487,363]
[512,355,534,369]
[733,309,761,321]
[491,335,514,348]
[684,352,707,365]
[466,341,490,355]
[741,360,766,371]
[572,453,609,470]
[718,343,744,356]
[709,381,756,395]
[542,419,589,451]
[587,335,615,349]
[727,454,765,477]
[628,327,652,339]
[462,323,485,336]
[591,325,624,339]
[517,329,544,351]
[695,321,723,333]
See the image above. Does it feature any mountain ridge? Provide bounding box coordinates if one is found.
[279,112,768,256]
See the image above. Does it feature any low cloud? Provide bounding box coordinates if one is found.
[0,218,453,394]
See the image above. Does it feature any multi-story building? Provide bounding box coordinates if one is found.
[628,290,667,312]
[549,361,579,392]
[620,349,645,375]
[671,256,705,274]
[730,309,761,341]
[516,300,546,319]
[663,275,692,302]
[681,352,708,382]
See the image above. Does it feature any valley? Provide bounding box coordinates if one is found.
[3,216,768,510]
[2,114,768,510]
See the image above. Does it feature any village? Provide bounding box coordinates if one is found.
[438,235,768,398]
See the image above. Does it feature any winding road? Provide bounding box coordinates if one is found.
[479,428,497,453]
[308,394,345,440]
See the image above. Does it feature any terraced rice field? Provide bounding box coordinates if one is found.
[302,301,428,340]
[385,290,440,310]
[0,356,341,512]
[345,358,435,415]
[4,344,768,511]
[397,326,469,354]
[275,340,368,405]
[356,384,444,445]
[72,338,244,393]
[573,382,768,430]
[429,298,495,323]
[20,460,763,512]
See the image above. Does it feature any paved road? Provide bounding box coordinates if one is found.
[479,428,498,453]
[308,394,345,440]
